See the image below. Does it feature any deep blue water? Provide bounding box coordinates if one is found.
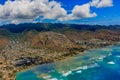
[16,45,120,80]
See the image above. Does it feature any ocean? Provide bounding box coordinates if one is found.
[16,45,120,80]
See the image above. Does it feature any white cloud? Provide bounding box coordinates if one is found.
[43,1,67,19]
[10,19,33,24]
[90,0,100,7]
[0,0,66,23]
[59,3,97,21]
[0,0,114,24]
[59,0,113,21]
[91,0,113,8]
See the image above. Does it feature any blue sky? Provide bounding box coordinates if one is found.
[0,0,120,25]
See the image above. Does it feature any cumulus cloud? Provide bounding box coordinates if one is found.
[59,0,113,21]
[0,0,114,24]
[91,0,113,8]
[43,1,67,19]
[0,0,66,23]
[59,3,97,21]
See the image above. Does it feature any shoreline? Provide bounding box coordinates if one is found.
[0,42,119,80]
[16,43,120,80]
[16,42,119,72]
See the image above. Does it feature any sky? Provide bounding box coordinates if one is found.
[0,0,120,25]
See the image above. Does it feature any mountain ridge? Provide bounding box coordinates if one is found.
[0,23,120,80]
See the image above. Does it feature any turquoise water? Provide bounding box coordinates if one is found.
[16,45,120,80]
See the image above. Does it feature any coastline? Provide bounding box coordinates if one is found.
[16,43,120,80]
[0,42,119,80]
[15,42,120,79]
